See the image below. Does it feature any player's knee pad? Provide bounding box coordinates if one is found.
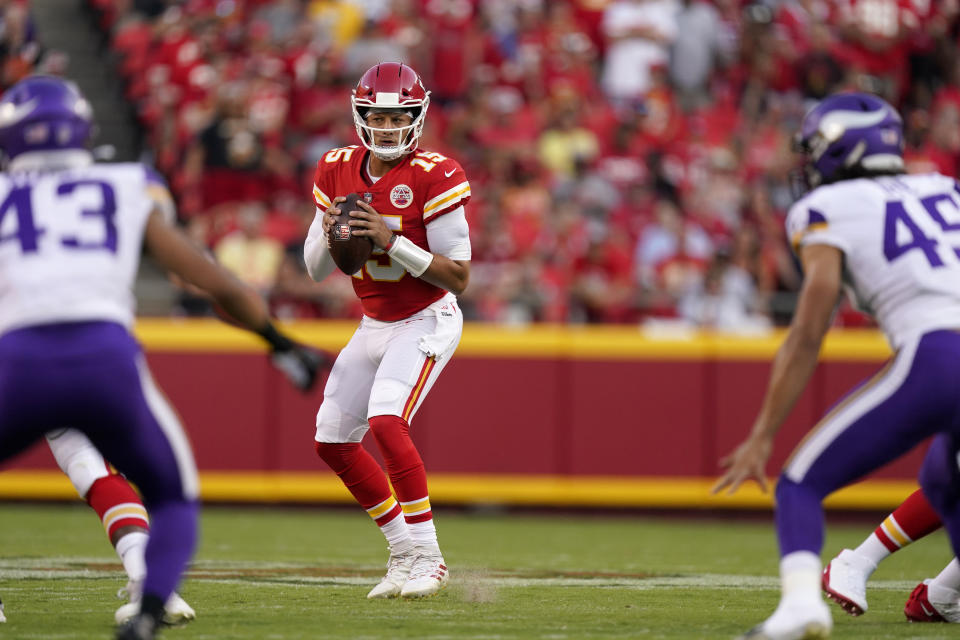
[774,475,791,502]
[774,474,824,503]
[369,415,421,474]
[314,442,363,475]
[315,400,368,443]
[46,429,110,497]
[367,378,411,419]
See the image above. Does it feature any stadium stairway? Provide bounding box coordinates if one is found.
[31,0,141,163]
[30,1,179,314]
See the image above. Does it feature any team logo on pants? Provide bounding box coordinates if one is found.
[390,184,413,209]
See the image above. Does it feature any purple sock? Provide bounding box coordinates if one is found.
[142,500,198,602]
[775,476,825,557]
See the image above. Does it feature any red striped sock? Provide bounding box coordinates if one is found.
[85,474,149,540]
[369,415,438,548]
[874,488,942,552]
[314,442,396,521]
[369,415,428,506]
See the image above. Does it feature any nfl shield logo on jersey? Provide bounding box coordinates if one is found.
[362,192,373,203]
[390,184,413,208]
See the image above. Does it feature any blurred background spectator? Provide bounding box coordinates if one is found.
[1,0,41,89]
[14,0,960,332]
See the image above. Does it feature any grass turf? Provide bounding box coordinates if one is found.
[0,503,956,639]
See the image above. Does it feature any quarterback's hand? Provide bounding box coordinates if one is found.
[348,200,393,249]
[711,433,773,496]
[322,196,346,244]
[270,342,330,392]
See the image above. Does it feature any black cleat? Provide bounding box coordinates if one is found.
[115,613,160,640]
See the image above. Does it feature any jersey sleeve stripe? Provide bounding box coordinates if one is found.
[314,185,331,210]
[143,165,168,187]
[424,183,471,219]
[146,183,177,225]
[790,222,829,251]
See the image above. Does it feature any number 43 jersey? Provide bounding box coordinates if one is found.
[0,163,166,336]
[788,172,960,349]
[312,146,471,321]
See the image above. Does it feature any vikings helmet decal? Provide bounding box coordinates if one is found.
[794,92,904,190]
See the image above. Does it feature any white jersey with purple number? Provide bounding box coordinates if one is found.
[0,160,167,336]
[787,173,960,349]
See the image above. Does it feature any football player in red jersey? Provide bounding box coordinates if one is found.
[303,62,471,599]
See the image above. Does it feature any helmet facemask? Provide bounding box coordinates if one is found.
[352,98,429,161]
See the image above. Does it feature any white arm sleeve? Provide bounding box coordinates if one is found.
[303,207,336,282]
[425,205,471,261]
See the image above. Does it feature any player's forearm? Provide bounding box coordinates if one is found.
[419,256,469,295]
[213,285,272,333]
[751,331,822,441]
[750,244,841,440]
[304,214,336,282]
[304,234,335,282]
[384,235,469,293]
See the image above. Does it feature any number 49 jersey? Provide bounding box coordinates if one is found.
[787,173,960,348]
[0,163,165,336]
[312,146,471,321]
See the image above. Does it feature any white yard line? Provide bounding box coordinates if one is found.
[0,558,923,590]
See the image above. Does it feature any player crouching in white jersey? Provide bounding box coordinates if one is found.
[304,62,472,600]
[0,75,325,640]
[713,92,960,640]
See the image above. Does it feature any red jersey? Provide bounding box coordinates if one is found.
[312,145,471,321]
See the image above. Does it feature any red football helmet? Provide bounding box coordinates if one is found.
[351,62,430,161]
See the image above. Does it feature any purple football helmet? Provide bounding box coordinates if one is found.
[794,92,904,190]
[0,75,93,161]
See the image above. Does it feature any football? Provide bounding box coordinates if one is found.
[329,192,373,275]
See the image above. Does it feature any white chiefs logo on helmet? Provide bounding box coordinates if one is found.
[390,184,413,209]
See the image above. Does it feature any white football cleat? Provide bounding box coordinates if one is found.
[0,595,6,623]
[822,549,875,616]
[737,596,832,640]
[160,592,196,625]
[400,552,449,599]
[115,582,196,625]
[367,550,416,599]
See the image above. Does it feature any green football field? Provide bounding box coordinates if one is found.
[0,503,956,639]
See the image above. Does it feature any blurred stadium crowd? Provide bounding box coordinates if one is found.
[3,0,960,328]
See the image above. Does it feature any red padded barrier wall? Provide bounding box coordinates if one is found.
[6,323,925,485]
